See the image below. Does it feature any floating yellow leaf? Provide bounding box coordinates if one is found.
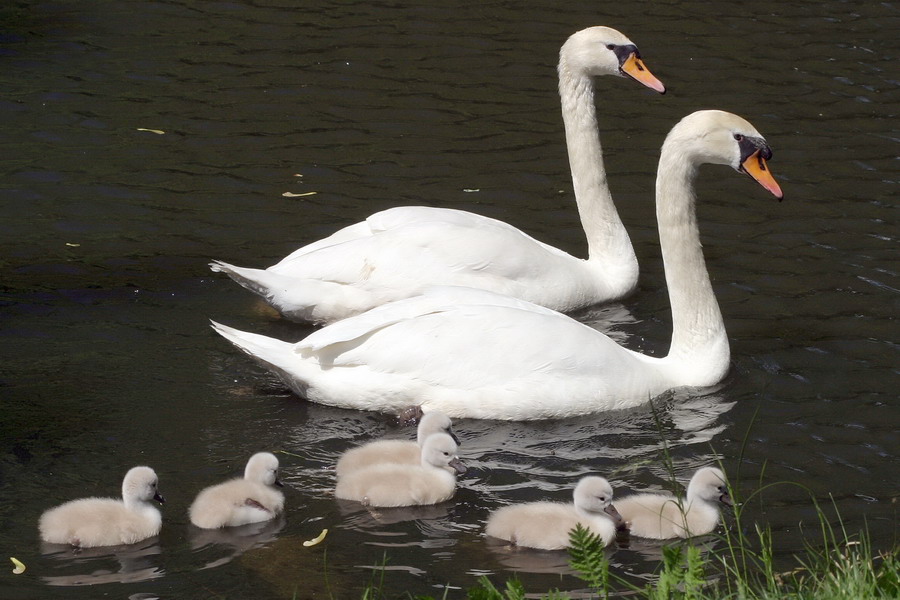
[136,128,165,135]
[10,557,25,574]
[282,191,317,198]
[302,528,328,547]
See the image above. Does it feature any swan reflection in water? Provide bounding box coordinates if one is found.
[40,538,163,586]
[188,515,286,570]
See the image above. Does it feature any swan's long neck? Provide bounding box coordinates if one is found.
[655,144,730,385]
[558,60,636,282]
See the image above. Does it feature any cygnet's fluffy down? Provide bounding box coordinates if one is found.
[335,433,466,507]
[39,466,165,548]
[615,466,731,539]
[189,452,285,529]
[485,476,623,550]
[335,411,458,478]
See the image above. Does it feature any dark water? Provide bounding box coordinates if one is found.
[1,0,897,597]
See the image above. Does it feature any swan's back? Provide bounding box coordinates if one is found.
[335,439,420,479]
[39,466,163,547]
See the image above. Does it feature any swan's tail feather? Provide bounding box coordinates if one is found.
[210,320,298,374]
[209,260,280,298]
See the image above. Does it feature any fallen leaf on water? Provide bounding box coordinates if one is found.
[302,528,328,547]
[282,191,317,198]
[136,128,165,135]
[10,557,25,574]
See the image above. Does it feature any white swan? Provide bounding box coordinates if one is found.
[615,467,731,539]
[189,452,285,529]
[209,26,665,324]
[335,411,457,478]
[485,476,624,550]
[334,433,467,507]
[210,111,783,420]
[39,466,165,547]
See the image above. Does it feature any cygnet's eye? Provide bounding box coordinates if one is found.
[734,133,744,141]
[597,495,606,502]
[606,44,615,50]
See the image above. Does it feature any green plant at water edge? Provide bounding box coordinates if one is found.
[567,523,610,595]
[647,544,707,600]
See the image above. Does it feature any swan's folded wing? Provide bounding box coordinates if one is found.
[274,220,375,263]
[273,206,574,291]
[273,207,473,269]
[299,302,636,390]
[295,287,562,352]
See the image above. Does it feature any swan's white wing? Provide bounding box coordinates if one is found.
[269,207,577,291]
[299,301,643,390]
[297,286,563,352]
[273,206,462,263]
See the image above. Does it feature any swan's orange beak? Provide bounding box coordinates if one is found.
[621,53,666,94]
[741,151,783,200]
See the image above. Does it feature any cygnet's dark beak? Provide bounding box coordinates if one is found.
[604,503,627,531]
[274,478,285,488]
[154,491,166,505]
[719,490,733,507]
[449,457,467,475]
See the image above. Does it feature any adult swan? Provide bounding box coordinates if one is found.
[210,26,665,324]
[211,110,783,420]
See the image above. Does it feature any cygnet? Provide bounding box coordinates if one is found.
[39,466,165,547]
[485,476,624,550]
[615,466,731,539]
[335,433,466,507]
[189,452,285,529]
[335,411,458,478]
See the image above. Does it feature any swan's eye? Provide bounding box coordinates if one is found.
[734,133,744,141]
[606,44,615,50]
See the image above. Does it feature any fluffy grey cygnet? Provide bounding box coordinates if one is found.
[189,452,285,529]
[485,475,623,550]
[334,433,466,507]
[614,466,731,539]
[39,466,165,547]
[335,411,458,478]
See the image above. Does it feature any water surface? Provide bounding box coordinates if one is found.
[1,0,897,597]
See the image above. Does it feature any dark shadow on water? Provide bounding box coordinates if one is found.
[39,538,164,587]
[187,516,286,571]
